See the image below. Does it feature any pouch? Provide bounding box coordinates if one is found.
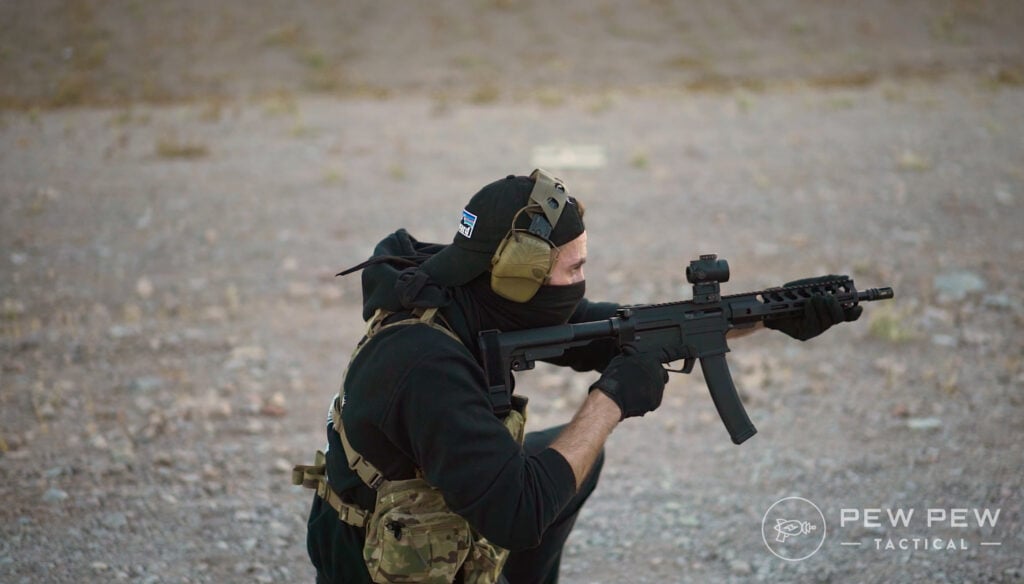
[364,478,472,584]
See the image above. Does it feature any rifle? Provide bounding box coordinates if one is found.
[478,254,894,444]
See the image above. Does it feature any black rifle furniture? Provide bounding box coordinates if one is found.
[479,255,894,444]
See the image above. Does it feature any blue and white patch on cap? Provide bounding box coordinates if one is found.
[458,209,478,238]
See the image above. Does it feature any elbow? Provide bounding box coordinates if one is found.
[476,511,544,552]
[456,482,549,551]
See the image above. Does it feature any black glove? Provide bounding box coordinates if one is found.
[589,344,689,420]
[765,276,863,341]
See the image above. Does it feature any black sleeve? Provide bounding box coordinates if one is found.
[541,298,622,372]
[379,342,578,551]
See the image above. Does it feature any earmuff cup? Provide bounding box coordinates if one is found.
[490,232,555,302]
[487,169,569,303]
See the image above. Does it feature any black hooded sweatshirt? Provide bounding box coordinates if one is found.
[314,230,619,581]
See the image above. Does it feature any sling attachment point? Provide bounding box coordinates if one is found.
[291,450,370,528]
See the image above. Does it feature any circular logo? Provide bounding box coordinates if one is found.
[761,497,827,561]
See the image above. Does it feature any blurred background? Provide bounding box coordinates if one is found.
[1,1,1022,582]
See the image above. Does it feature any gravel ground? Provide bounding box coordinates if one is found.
[1,2,1023,583]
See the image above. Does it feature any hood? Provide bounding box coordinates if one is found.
[350,229,481,355]
[356,229,449,321]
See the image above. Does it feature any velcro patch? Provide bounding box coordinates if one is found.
[459,209,478,238]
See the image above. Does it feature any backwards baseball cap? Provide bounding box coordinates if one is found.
[421,173,585,287]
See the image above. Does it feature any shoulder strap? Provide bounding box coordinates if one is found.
[335,307,462,490]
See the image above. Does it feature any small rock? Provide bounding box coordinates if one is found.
[38,186,61,200]
[896,149,930,171]
[225,345,265,370]
[230,346,265,362]
[933,271,985,302]
[42,488,69,502]
[930,334,957,348]
[225,285,241,312]
[135,207,152,230]
[319,285,343,305]
[919,306,954,328]
[90,434,110,450]
[676,514,701,528]
[128,376,164,392]
[962,329,993,346]
[2,298,26,317]
[102,512,128,530]
[244,418,265,434]
[994,186,1014,206]
[982,294,1012,309]
[110,442,136,464]
[260,393,288,415]
[136,277,154,299]
[281,257,299,271]
[203,306,228,322]
[729,559,752,575]
[201,464,221,481]
[43,466,64,478]
[90,562,109,572]
[10,252,27,266]
[122,303,143,323]
[906,417,942,430]
[37,402,56,419]
[108,325,140,339]
[288,282,313,299]
[259,402,287,418]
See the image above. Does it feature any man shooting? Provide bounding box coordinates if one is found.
[294,170,864,583]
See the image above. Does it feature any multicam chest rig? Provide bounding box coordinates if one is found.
[293,306,527,584]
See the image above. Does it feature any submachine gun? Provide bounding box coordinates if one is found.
[478,254,894,445]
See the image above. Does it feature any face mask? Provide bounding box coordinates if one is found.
[464,275,585,332]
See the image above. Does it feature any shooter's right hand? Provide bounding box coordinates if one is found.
[589,344,687,420]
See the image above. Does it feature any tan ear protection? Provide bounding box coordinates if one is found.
[490,169,569,302]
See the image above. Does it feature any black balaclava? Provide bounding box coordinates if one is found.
[458,273,586,333]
